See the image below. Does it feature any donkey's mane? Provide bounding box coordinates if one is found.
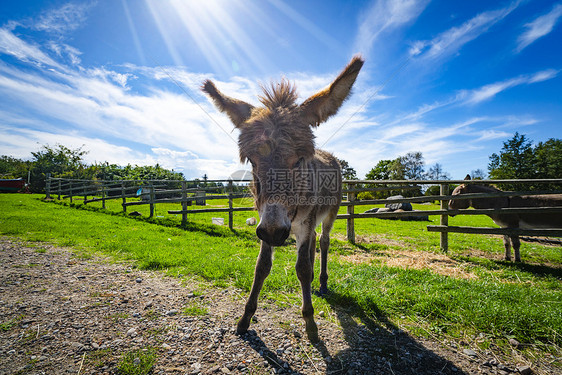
[258,80,298,109]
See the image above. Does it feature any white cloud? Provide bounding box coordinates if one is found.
[516,3,562,52]
[411,1,519,59]
[48,42,82,65]
[33,2,94,34]
[462,69,559,105]
[475,129,511,141]
[355,0,430,54]
[0,28,64,69]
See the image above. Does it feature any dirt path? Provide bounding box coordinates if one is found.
[0,237,546,375]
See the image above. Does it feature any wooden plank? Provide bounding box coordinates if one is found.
[168,207,255,214]
[228,181,234,230]
[337,206,562,219]
[440,183,449,253]
[149,182,155,218]
[341,189,562,206]
[344,178,562,185]
[347,192,355,244]
[122,193,252,206]
[181,181,187,226]
[342,185,420,194]
[427,225,562,237]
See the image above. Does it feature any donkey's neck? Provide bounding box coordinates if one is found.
[467,184,509,209]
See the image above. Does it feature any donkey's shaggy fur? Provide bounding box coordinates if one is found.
[202,56,364,342]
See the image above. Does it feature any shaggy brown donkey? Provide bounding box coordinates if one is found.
[202,56,364,341]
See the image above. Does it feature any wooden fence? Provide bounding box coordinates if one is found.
[45,177,254,230]
[45,176,562,252]
[340,178,562,252]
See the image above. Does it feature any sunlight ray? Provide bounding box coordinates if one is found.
[121,0,146,65]
[267,0,343,54]
[145,0,184,66]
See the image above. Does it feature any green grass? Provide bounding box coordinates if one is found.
[1,194,561,364]
[182,305,208,316]
[117,347,157,375]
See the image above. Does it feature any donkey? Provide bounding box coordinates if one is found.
[449,175,562,262]
[202,56,364,341]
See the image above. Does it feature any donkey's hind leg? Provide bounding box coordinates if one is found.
[319,206,338,295]
[511,235,521,262]
[503,235,512,261]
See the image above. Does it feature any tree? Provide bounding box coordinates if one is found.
[425,163,451,198]
[534,138,562,190]
[535,138,562,179]
[394,151,425,180]
[365,159,392,180]
[336,158,357,180]
[29,144,88,192]
[365,153,426,198]
[426,163,450,180]
[0,155,30,179]
[488,132,536,190]
[488,132,535,179]
[470,169,487,180]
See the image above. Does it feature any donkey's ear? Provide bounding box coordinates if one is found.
[300,55,364,127]
[464,174,472,180]
[202,80,254,128]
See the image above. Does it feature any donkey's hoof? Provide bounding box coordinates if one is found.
[236,319,251,335]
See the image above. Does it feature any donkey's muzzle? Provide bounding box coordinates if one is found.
[256,224,290,247]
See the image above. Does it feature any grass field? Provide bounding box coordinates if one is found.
[1,193,561,368]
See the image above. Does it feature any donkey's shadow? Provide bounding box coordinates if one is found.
[316,291,470,375]
[240,331,305,375]
[241,291,470,374]
[454,254,562,279]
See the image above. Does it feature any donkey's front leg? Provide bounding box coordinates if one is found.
[296,233,319,342]
[237,241,272,335]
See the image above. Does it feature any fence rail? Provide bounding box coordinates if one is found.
[45,176,562,251]
[338,179,562,251]
[45,176,253,230]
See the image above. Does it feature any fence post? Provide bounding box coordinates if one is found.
[69,181,73,202]
[101,181,106,209]
[149,182,155,218]
[228,180,234,231]
[121,182,127,213]
[45,173,51,199]
[181,181,188,226]
[57,179,61,200]
[440,183,449,253]
[83,182,88,204]
[347,185,355,244]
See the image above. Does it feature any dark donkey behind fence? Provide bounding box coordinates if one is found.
[202,56,364,341]
[449,175,562,262]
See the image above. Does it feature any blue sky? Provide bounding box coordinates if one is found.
[1,0,561,180]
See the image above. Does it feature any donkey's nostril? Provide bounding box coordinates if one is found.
[256,225,290,246]
[256,225,268,243]
[273,226,290,246]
